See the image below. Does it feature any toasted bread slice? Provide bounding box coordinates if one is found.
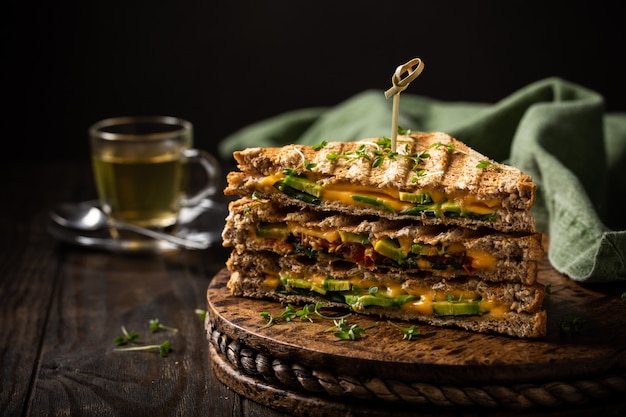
[226,250,547,338]
[225,132,536,233]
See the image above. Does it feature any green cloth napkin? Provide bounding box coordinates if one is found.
[219,77,626,283]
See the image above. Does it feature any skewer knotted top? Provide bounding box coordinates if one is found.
[384,58,425,99]
[384,57,425,151]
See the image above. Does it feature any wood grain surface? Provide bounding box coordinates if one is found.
[0,162,293,417]
[206,259,626,415]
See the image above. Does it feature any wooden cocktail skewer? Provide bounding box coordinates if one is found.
[384,58,425,152]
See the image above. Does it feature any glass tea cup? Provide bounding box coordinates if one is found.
[89,116,220,236]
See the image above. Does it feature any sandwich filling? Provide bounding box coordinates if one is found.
[258,173,499,221]
[258,271,511,319]
[254,221,496,272]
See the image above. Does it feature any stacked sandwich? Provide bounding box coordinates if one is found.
[222,131,546,338]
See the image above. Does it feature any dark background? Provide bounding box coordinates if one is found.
[4,1,625,165]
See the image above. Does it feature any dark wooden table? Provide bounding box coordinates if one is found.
[2,162,625,417]
[0,161,294,417]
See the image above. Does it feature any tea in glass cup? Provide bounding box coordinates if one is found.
[89,116,220,234]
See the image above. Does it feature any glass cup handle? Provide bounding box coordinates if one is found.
[180,148,221,207]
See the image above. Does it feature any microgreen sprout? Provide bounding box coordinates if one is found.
[259,304,299,329]
[195,308,207,322]
[294,303,317,322]
[411,170,426,183]
[259,312,277,329]
[324,130,431,175]
[113,326,140,346]
[311,141,328,151]
[312,303,351,320]
[149,318,179,333]
[560,317,582,334]
[243,192,267,215]
[476,159,501,170]
[287,147,317,174]
[259,303,351,330]
[327,318,366,341]
[388,321,420,341]
[115,340,172,357]
[430,141,456,153]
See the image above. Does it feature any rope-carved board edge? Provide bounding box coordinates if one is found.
[206,317,626,410]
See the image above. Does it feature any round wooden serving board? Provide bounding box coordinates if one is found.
[205,260,626,415]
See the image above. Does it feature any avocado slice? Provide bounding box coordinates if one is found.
[273,180,321,205]
[344,293,418,308]
[338,231,370,244]
[398,202,439,216]
[281,277,327,295]
[373,238,406,263]
[351,195,395,213]
[323,278,351,291]
[256,222,289,240]
[433,300,481,316]
[282,175,322,197]
[399,191,432,204]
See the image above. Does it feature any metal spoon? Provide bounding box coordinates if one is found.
[50,200,210,250]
